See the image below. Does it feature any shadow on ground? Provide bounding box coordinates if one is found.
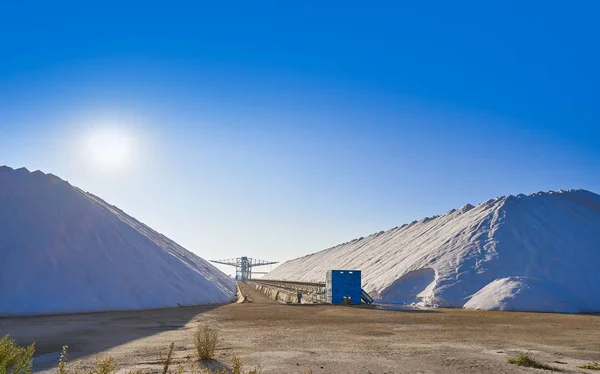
[0,304,223,372]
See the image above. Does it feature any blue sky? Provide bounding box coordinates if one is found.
[1,1,599,275]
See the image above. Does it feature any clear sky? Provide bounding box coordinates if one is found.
[1,1,599,276]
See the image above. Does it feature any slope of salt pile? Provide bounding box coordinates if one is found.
[265,189,600,313]
[0,166,235,316]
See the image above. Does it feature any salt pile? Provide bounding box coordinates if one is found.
[265,189,600,313]
[0,166,235,316]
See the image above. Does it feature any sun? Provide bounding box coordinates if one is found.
[84,127,136,171]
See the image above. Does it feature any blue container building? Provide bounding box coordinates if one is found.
[326,270,363,305]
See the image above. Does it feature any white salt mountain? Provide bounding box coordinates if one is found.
[0,166,235,316]
[266,189,600,313]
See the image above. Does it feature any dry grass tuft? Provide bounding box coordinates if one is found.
[579,362,600,370]
[194,325,219,361]
[507,352,561,371]
[88,356,118,374]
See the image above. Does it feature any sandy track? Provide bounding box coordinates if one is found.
[0,283,599,373]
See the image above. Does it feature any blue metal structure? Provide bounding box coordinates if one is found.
[326,270,363,305]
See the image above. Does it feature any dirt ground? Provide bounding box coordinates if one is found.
[1,283,599,374]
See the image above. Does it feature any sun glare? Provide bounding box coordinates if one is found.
[84,127,136,171]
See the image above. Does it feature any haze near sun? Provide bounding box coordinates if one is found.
[83,127,137,172]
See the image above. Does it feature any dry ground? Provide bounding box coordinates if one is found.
[1,283,599,373]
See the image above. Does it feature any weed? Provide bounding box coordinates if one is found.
[230,355,261,374]
[231,356,242,374]
[0,333,35,374]
[579,362,600,370]
[507,352,561,371]
[57,345,68,374]
[194,326,218,361]
[57,346,117,374]
[1,333,269,374]
[161,343,175,374]
[88,356,117,374]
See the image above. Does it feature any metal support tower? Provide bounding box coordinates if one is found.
[210,256,278,282]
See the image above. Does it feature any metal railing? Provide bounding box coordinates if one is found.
[250,279,327,303]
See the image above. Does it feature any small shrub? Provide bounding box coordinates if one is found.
[579,362,600,370]
[194,325,218,361]
[0,334,35,374]
[507,352,561,371]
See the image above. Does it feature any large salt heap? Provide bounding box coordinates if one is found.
[265,189,600,313]
[0,166,235,316]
